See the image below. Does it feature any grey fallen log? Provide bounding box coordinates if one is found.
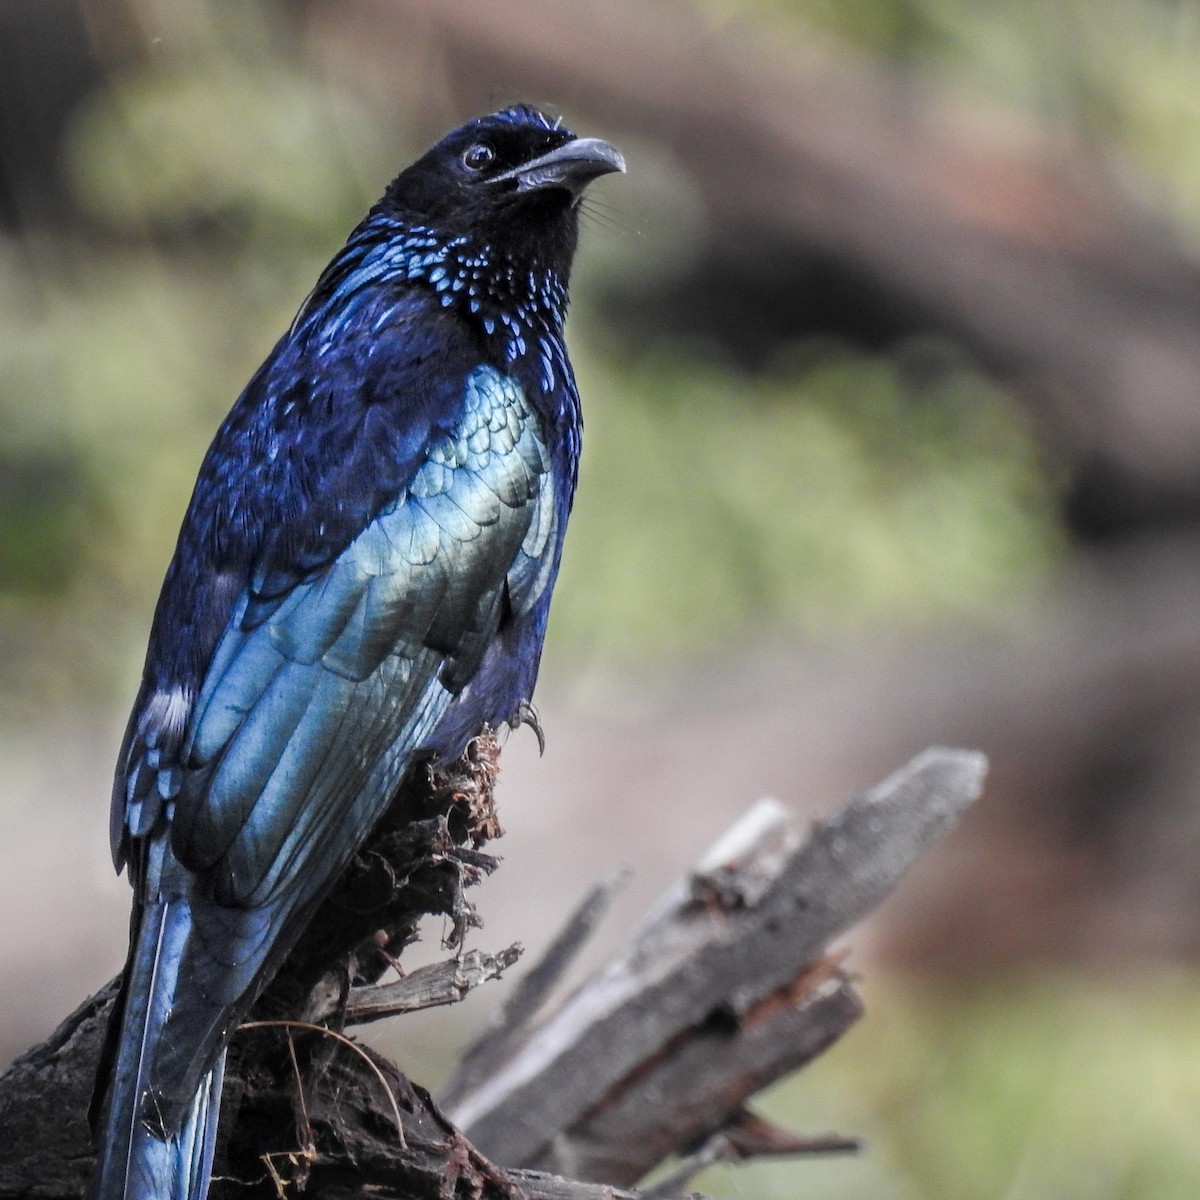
[444,748,987,1175]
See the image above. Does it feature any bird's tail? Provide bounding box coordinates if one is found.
[88,898,225,1200]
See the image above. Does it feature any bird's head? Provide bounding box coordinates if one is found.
[383,105,625,272]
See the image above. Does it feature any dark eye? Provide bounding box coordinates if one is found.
[462,142,495,172]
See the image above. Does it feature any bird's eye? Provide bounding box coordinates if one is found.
[462,143,496,172]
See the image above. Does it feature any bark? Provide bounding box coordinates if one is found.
[0,745,986,1199]
[442,749,986,1182]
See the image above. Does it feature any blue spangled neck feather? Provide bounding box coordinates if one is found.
[297,210,579,449]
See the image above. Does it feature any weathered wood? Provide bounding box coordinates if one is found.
[0,746,985,1199]
[444,750,987,1175]
[0,985,114,1200]
[337,945,524,1027]
[0,737,511,1200]
[529,956,865,1186]
[508,1172,711,1200]
[440,868,630,1110]
[641,1110,860,1200]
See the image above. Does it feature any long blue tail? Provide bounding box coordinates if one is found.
[88,899,224,1200]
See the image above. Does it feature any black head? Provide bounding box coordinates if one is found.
[383,105,624,267]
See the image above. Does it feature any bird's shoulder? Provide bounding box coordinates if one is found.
[189,268,481,578]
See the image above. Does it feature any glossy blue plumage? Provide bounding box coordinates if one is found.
[88,105,623,1200]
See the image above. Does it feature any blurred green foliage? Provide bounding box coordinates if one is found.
[559,342,1059,661]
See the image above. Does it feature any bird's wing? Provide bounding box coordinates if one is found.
[120,363,553,913]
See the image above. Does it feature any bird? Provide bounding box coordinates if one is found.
[87,103,624,1200]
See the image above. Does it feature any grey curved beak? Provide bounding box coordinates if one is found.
[494,137,626,195]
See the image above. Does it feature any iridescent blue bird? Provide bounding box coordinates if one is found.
[87,105,623,1200]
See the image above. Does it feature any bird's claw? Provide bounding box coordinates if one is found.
[518,701,546,755]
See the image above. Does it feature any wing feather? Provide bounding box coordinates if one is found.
[163,364,551,914]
